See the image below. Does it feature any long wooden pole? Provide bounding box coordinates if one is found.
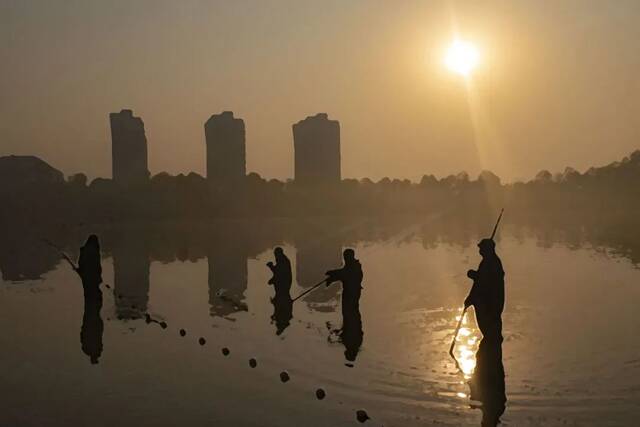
[449,307,468,371]
[490,208,504,240]
[291,279,329,302]
[42,239,78,271]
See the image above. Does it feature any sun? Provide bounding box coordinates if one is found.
[444,40,480,77]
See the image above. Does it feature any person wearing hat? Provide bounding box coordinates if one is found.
[465,238,506,423]
[326,249,364,362]
[465,238,504,341]
[326,249,363,313]
[267,247,292,293]
[77,234,102,293]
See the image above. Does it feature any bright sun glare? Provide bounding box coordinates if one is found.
[444,40,480,77]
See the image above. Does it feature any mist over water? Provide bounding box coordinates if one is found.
[1,217,639,426]
[4,2,640,425]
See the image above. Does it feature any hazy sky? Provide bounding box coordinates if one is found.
[2,0,640,182]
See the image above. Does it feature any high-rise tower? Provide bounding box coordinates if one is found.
[109,109,149,185]
[293,113,340,185]
[204,111,246,184]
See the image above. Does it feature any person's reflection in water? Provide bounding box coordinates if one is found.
[76,235,104,365]
[326,249,364,363]
[472,340,505,426]
[339,295,363,363]
[464,239,506,425]
[267,247,293,335]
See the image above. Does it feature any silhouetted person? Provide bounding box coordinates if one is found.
[326,249,364,362]
[76,234,104,364]
[267,247,292,293]
[77,234,102,292]
[465,239,504,343]
[267,247,293,335]
[464,238,506,425]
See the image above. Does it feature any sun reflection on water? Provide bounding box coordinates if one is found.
[453,309,481,381]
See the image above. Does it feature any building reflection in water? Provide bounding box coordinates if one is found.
[112,235,150,320]
[207,244,248,319]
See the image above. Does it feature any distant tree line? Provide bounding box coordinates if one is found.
[1,150,639,226]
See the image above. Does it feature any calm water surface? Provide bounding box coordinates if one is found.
[1,220,639,426]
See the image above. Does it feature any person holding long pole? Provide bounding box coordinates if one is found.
[325,248,364,363]
[456,210,506,425]
[464,210,504,343]
[449,209,504,362]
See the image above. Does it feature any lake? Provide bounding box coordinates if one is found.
[1,218,639,426]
